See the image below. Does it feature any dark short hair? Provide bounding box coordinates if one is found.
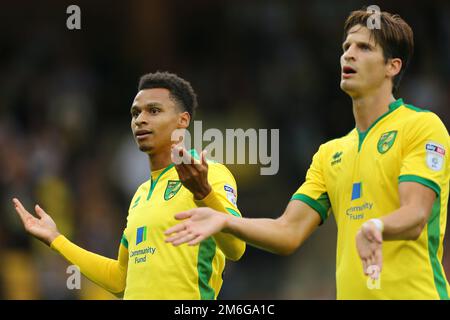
[343,9,414,93]
[138,71,198,118]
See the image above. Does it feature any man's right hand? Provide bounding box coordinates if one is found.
[12,198,61,246]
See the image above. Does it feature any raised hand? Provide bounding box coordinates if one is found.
[12,198,61,246]
[165,208,228,246]
[356,221,383,280]
[171,146,211,200]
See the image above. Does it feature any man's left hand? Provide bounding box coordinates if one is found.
[356,220,383,280]
[172,146,211,200]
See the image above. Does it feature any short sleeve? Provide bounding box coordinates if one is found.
[197,163,242,217]
[291,145,331,224]
[399,112,449,196]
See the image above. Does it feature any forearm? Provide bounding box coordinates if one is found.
[380,205,428,240]
[51,235,127,293]
[224,215,303,255]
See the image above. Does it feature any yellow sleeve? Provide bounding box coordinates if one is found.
[194,163,241,217]
[194,163,245,261]
[291,144,331,224]
[399,112,449,196]
[51,234,128,294]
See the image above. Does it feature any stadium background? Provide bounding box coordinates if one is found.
[0,0,449,299]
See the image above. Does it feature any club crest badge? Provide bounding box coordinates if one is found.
[377,131,397,154]
[164,180,182,200]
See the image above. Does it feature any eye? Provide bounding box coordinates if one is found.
[131,110,140,118]
[342,43,350,52]
[150,108,161,115]
[359,43,371,51]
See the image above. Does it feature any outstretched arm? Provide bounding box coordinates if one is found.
[166,199,321,256]
[13,198,128,294]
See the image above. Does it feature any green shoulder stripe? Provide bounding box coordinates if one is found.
[291,193,329,224]
[398,175,441,196]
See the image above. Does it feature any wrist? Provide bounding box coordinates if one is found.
[368,218,384,233]
[222,214,234,233]
[47,231,61,247]
[193,184,212,200]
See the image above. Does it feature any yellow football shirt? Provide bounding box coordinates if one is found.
[292,98,450,299]
[121,155,242,299]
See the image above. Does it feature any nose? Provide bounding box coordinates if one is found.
[133,111,148,127]
[342,44,356,62]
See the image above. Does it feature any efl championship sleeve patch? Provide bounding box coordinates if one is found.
[224,184,237,206]
[426,141,445,171]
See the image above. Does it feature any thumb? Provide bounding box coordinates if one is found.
[174,210,194,220]
[34,204,47,219]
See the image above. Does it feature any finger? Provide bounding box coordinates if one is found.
[174,161,189,180]
[165,222,187,236]
[363,225,376,242]
[362,258,368,275]
[172,233,198,246]
[373,229,383,243]
[201,150,208,168]
[165,229,190,243]
[12,198,33,223]
[34,204,47,219]
[180,147,201,166]
[374,246,383,272]
[171,145,183,165]
[174,211,194,220]
[188,235,204,246]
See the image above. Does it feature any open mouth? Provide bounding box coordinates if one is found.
[342,66,357,76]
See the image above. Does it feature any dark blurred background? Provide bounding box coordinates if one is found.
[0,0,449,299]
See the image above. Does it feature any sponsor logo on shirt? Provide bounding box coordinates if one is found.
[130,247,157,264]
[331,151,343,165]
[136,226,147,245]
[132,196,141,209]
[346,202,374,220]
[426,141,445,171]
[347,182,373,220]
[351,182,362,200]
[133,226,156,264]
[224,184,237,206]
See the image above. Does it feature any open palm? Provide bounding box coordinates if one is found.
[12,198,60,246]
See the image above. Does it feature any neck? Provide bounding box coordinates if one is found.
[148,148,172,172]
[352,87,396,132]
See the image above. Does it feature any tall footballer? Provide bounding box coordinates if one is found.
[166,10,450,299]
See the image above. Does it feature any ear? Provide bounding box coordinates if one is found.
[178,111,190,129]
[386,57,402,78]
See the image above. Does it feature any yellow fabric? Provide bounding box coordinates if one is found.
[292,98,450,299]
[51,235,128,294]
[122,160,244,299]
[195,168,246,262]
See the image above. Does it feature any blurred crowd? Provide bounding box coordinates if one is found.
[0,0,449,299]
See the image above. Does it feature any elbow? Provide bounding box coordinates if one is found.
[276,243,298,256]
[225,242,246,262]
[408,213,428,240]
[409,223,426,240]
[109,280,126,294]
